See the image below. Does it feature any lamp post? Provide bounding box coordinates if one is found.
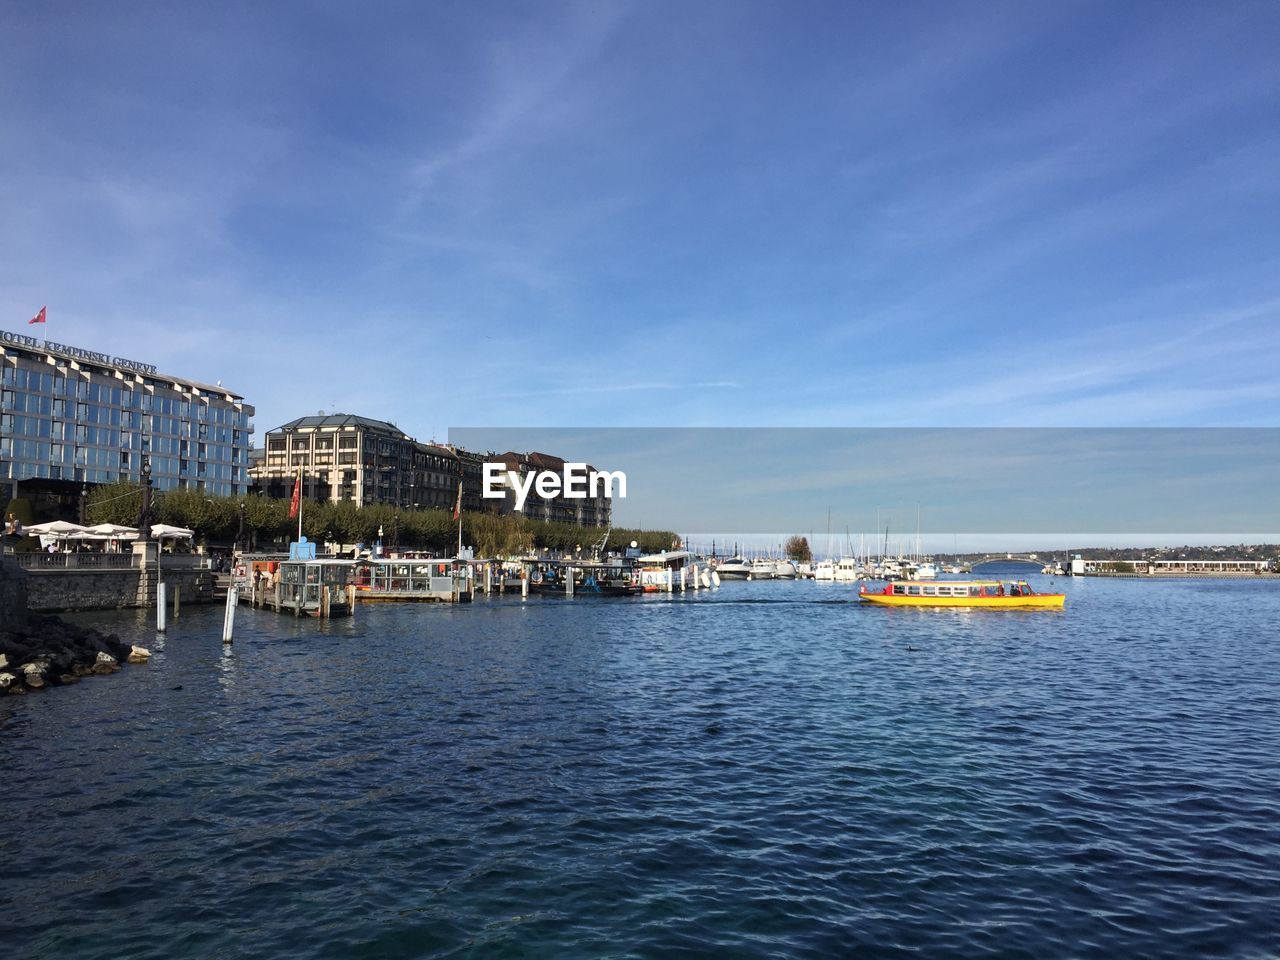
[138,457,153,541]
[236,500,246,554]
[79,483,88,524]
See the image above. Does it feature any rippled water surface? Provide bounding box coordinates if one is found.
[3,573,1279,958]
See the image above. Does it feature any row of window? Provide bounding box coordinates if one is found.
[2,367,251,427]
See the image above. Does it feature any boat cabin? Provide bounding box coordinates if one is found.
[353,557,473,602]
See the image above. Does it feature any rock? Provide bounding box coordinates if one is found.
[127,645,152,664]
[0,653,7,669]
[0,672,15,690]
[58,674,80,685]
[92,661,118,676]
[95,651,117,667]
[25,673,45,689]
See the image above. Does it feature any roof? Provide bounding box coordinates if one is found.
[272,413,408,436]
[1,337,249,402]
[639,551,696,563]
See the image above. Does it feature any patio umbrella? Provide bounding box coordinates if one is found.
[85,523,139,537]
[25,520,89,537]
[149,523,195,539]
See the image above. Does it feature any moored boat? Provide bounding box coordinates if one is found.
[527,558,642,596]
[716,556,752,580]
[859,579,1065,608]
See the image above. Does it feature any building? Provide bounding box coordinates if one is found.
[250,414,612,527]
[251,413,476,511]
[1,328,254,498]
[487,451,613,527]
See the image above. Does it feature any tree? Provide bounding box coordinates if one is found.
[785,535,812,563]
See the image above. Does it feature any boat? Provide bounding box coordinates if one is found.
[749,557,776,580]
[834,557,861,582]
[526,558,642,597]
[716,556,752,580]
[913,561,938,580]
[637,550,716,591]
[813,559,836,582]
[773,558,798,579]
[859,579,1065,608]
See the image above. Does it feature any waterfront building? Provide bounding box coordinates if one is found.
[1,328,253,497]
[488,451,613,528]
[250,414,612,527]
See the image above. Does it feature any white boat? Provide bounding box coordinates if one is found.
[914,561,938,580]
[878,558,904,580]
[813,559,836,582]
[716,556,751,580]
[749,558,776,580]
[835,557,860,582]
[774,559,798,579]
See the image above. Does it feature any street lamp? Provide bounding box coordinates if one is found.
[236,500,246,554]
[138,457,153,541]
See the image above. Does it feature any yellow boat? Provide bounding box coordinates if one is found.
[859,579,1065,609]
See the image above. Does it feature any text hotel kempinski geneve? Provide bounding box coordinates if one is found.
[482,462,627,512]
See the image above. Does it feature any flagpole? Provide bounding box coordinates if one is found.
[297,467,303,543]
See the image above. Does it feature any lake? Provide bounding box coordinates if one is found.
[3,571,1278,958]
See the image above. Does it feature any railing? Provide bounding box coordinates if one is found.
[10,552,136,570]
[8,552,213,571]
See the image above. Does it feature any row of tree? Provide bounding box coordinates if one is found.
[83,483,678,558]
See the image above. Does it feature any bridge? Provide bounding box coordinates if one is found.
[967,553,1063,569]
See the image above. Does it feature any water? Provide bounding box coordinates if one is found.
[3,572,1279,959]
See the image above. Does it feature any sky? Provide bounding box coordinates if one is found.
[452,427,1280,542]
[2,0,1279,445]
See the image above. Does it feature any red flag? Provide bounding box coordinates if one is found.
[452,480,462,521]
[28,306,46,325]
[288,469,302,519]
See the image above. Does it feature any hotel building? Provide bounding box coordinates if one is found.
[1,328,254,497]
[250,414,611,527]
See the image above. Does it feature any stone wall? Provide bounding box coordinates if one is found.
[0,558,29,627]
[23,568,217,613]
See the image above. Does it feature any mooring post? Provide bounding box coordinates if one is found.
[156,582,167,632]
[222,586,236,643]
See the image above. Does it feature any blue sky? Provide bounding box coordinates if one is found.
[2,1,1279,442]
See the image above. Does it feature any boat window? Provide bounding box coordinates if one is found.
[893,585,906,595]
[908,585,921,595]
[922,586,936,596]
[969,586,982,596]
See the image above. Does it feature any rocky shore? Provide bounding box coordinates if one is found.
[0,614,150,694]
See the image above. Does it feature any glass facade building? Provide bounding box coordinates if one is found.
[1,330,254,496]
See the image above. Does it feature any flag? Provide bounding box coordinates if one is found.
[452,480,462,521]
[28,306,46,325]
[288,468,302,520]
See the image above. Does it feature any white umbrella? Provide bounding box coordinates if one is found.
[149,523,195,539]
[85,523,139,537]
[25,520,89,536]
